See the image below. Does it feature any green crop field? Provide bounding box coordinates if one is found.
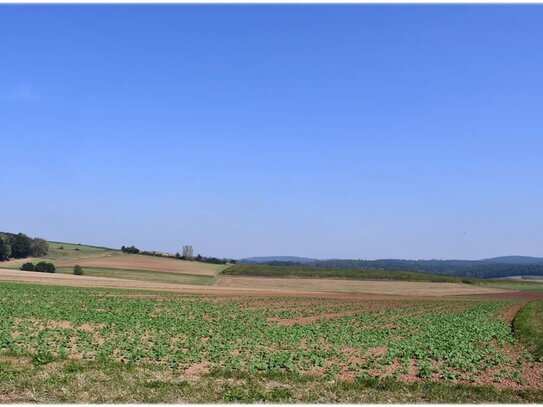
[44,241,117,260]
[1,281,542,403]
[223,264,479,283]
[48,241,113,252]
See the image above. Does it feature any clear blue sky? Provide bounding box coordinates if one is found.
[1,5,542,260]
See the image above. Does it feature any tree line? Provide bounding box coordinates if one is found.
[242,258,543,279]
[0,232,49,261]
[120,245,235,265]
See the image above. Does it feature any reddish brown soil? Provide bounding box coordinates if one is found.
[501,303,524,323]
[460,291,543,300]
[267,300,419,326]
[270,310,362,326]
[183,361,210,377]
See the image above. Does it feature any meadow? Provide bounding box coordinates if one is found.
[1,281,542,402]
[1,242,224,285]
[1,240,543,402]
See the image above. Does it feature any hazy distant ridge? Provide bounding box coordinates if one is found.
[240,255,543,279]
[480,256,543,264]
[241,256,318,264]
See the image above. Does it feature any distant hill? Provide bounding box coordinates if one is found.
[481,256,543,265]
[239,255,543,279]
[241,256,318,264]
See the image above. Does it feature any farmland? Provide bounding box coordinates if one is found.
[215,275,512,296]
[0,240,521,297]
[1,281,542,402]
[1,241,226,285]
[1,240,543,402]
[223,264,477,283]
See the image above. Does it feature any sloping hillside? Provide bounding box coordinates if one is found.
[2,241,227,285]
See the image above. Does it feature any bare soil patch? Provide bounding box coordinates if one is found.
[0,268,511,301]
[269,310,362,326]
[183,361,210,378]
[501,303,524,323]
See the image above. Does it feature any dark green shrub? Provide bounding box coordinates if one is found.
[121,245,140,254]
[20,262,35,271]
[73,265,83,275]
[34,261,56,273]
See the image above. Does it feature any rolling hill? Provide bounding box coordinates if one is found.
[239,256,543,279]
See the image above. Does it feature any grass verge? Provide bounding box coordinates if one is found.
[514,300,543,359]
[1,355,542,403]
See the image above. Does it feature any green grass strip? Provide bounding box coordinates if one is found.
[514,300,543,359]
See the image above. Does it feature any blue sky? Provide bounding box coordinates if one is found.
[1,5,542,260]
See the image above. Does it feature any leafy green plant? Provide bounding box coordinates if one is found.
[0,281,531,387]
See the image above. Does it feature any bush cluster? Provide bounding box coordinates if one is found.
[121,245,140,254]
[73,265,83,275]
[20,261,56,273]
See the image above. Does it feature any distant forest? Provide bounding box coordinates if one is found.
[0,232,49,261]
[241,258,543,279]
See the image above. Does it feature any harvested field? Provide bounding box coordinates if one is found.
[215,275,512,297]
[55,254,226,276]
[0,268,512,299]
[460,291,543,300]
[0,268,263,296]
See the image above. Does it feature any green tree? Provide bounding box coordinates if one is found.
[20,262,35,271]
[9,233,32,258]
[30,238,49,257]
[73,265,83,275]
[0,237,11,261]
[121,245,140,254]
[34,262,56,273]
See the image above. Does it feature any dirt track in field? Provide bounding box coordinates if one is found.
[0,268,513,299]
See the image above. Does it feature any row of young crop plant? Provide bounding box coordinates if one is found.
[0,282,527,384]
